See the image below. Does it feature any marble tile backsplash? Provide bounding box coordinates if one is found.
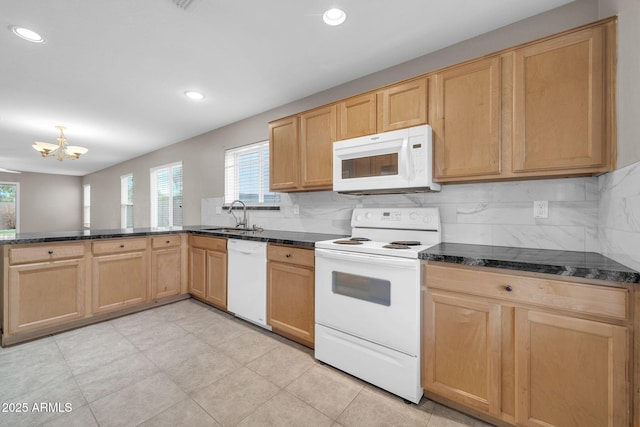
[599,160,640,271]
[202,176,601,253]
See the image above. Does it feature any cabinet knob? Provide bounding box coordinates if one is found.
[47,250,54,255]
[505,285,513,292]
[120,244,125,248]
[166,240,170,244]
[285,253,292,258]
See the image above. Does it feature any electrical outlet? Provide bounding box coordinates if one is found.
[533,201,548,218]
[293,204,300,215]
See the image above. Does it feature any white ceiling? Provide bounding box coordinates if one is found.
[0,0,574,176]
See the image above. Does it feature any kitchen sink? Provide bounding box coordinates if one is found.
[201,227,262,234]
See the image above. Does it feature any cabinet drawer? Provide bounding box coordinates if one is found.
[10,243,85,265]
[189,235,226,252]
[425,263,629,320]
[92,238,147,255]
[151,235,181,249]
[267,244,314,268]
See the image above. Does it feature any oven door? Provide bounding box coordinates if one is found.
[315,248,420,356]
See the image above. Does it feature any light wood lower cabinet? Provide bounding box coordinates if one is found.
[92,238,148,314]
[422,262,631,427]
[7,257,85,335]
[188,235,227,310]
[151,235,182,299]
[423,291,502,416]
[267,244,314,348]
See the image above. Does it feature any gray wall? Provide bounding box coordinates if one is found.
[84,0,612,230]
[0,172,82,233]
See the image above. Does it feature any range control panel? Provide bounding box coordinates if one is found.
[351,208,440,231]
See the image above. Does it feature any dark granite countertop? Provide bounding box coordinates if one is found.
[420,242,640,284]
[0,226,347,249]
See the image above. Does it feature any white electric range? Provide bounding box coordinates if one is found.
[314,207,441,404]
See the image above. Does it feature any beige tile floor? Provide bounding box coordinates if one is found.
[0,299,495,427]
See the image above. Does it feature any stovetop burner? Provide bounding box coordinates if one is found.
[390,240,421,246]
[349,237,371,242]
[333,239,363,245]
[382,244,411,249]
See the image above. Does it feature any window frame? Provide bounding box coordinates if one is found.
[150,161,183,228]
[83,184,90,229]
[120,173,133,229]
[0,181,19,233]
[224,140,279,206]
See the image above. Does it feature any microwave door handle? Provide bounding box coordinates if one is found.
[402,137,414,180]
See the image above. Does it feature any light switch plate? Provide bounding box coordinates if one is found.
[293,204,300,215]
[533,201,548,218]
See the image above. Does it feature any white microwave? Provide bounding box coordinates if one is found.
[333,124,441,194]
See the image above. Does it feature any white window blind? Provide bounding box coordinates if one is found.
[225,141,279,205]
[83,184,90,229]
[120,174,133,228]
[150,162,183,227]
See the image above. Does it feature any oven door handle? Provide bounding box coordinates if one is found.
[315,248,418,268]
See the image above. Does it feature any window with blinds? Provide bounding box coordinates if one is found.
[150,162,183,227]
[224,141,279,205]
[83,184,90,229]
[120,174,133,228]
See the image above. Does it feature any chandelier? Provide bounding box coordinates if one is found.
[32,126,88,161]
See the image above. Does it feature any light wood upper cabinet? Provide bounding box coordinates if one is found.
[378,77,427,132]
[269,116,299,191]
[269,107,336,192]
[512,25,608,174]
[337,92,377,139]
[432,57,502,180]
[300,105,336,189]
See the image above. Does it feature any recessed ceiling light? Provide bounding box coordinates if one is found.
[10,26,45,43]
[184,91,205,100]
[323,8,346,26]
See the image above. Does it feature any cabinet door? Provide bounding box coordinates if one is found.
[512,26,606,173]
[269,116,299,191]
[337,93,377,139]
[152,247,181,299]
[423,290,502,416]
[299,105,336,189]
[92,252,147,314]
[267,261,314,348]
[8,259,85,334]
[378,77,427,132]
[433,57,502,180]
[515,309,628,427]
[205,250,227,310]
[188,247,206,300]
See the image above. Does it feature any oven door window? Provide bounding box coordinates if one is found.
[341,153,399,179]
[332,271,391,306]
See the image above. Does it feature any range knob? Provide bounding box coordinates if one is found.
[410,212,419,221]
[366,212,373,219]
[424,216,432,223]
[355,214,363,221]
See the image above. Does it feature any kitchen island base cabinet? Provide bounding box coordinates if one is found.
[7,259,85,335]
[188,235,227,310]
[267,244,314,348]
[91,238,148,315]
[151,235,182,300]
[422,262,631,427]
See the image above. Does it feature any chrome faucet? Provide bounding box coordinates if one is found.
[228,200,247,228]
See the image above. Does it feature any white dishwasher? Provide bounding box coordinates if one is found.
[227,239,270,329]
